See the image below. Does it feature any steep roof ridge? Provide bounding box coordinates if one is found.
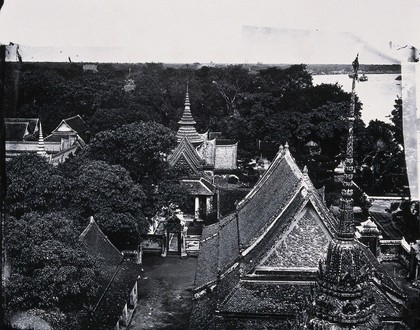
[79,216,123,259]
[200,177,215,193]
[302,165,338,236]
[241,181,305,257]
[236,144,287,210]
[237,143,309,253]
[308,194,338,237]
[217,213,240,274]
[50,120,74,134]
[168,136,203,172]
[194,228,220,291]
[64,114,85,122]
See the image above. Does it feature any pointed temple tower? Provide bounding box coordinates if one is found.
[190,57,406,330]
[308,55,382,329]
[37,122,47,156]
[176,86,203,145]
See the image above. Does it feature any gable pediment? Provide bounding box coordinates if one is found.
[254,204,332,272]
[173,153,200,176]
[55,121,75,133]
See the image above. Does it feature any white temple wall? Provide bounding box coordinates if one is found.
[214,144,237,170]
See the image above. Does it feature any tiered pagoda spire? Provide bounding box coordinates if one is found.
[176,85,203,145]
[308,55,382,329]
[37,122,47,156]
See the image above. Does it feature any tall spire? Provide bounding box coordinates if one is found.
[336,53,358,240]
[37,122,47,156]
[176,85,203,145]
[307,55,381,329]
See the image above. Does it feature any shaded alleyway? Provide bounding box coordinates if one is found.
[128,255,197,330]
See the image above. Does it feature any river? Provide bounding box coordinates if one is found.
[312,74,401,124]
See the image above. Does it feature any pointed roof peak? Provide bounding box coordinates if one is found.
[178,85,196,125]
[176,86,203,144]
[185,86,191,106]
[37,122,47,156]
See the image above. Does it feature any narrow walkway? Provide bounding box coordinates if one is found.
[369,199,403,239]
[128,255,197,330]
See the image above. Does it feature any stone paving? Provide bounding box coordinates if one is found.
[128,255,197,330]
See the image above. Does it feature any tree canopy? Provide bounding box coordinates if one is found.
[5,212,99,324]
[81,121,177,184]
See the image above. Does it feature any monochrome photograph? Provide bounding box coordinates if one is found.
[1,1,420,329]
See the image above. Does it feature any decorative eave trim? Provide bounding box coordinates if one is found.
[241,183,304,257]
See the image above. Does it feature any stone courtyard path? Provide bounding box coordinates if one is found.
[128,255,197,330]
[369,198,403,239]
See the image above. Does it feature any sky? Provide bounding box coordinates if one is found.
[1,0,420,63]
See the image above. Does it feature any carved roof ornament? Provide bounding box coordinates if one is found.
[307,55,383,329]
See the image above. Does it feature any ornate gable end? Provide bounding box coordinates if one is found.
[55,121,74,133]
[173,153,199,176]
[255,204,331,270]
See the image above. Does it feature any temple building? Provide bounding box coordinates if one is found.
[190,144,407,329]
[306,56,408,329]
[44,114,89,164]
[190,144,337,328]
[5,118,41,159]
[168,135,216,221]
[5,115,88,164]
[174,88,238,171]
[190,57,408,329]
[79,217,141,330]
[169,88,237,221]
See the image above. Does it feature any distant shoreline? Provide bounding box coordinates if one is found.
[4,61,401,77]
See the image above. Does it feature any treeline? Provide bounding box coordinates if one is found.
[5,62,407,193]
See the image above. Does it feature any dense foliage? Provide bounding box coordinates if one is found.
[5,212,99,328]
[4,121,189,327]
[6,63,370,188]
[4,62,407,328]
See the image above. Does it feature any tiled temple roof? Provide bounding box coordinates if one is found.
[220,281,311,315]
[192,143,406,328]
[80,218,142,329]
[79,217,123,265]
[45,115,88,143]
[62,115,88,141]
[181,178,215,196]
[236,145,336,251]
[194,224,219,289]
[168,136,203,175]
[194,145,336,291]
[5,118,39,141]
